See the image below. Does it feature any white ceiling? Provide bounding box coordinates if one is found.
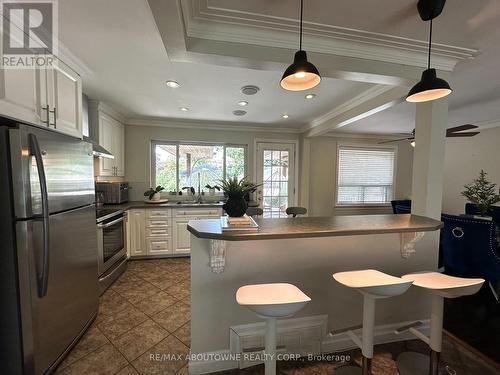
[59,0,500,134]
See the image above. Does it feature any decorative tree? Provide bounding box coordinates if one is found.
[461,170,500,216]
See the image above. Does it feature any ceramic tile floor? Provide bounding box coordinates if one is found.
[55,258,499,375]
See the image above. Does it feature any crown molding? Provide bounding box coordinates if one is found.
[125,117,302,134]
[183,0,478,72]
[323,132,411,140]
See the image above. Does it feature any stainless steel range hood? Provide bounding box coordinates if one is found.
[83,136,114,159]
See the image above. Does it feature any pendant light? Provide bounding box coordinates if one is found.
[280,0,321,91]
[406,1,452,103]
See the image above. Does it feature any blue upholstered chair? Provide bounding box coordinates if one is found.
[391,200,411,214]
[465,203,500,223]
[441,214,500,299]
[394,205,411,214]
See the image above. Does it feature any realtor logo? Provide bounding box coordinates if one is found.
[1,0,58,68]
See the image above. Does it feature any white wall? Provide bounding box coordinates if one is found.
[123,122,415,212]
[124,122,299,201]
[305,136,414,217]
[443,126,500,214]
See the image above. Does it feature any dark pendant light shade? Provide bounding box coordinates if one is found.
[406,2,452,103]
[280,0,321,91]
[280,50,321,91]
[406,68,452,103]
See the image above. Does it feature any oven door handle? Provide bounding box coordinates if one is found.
[97,216,124,229]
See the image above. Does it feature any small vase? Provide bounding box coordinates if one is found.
[223,196,247,217]
[151,192,161,201]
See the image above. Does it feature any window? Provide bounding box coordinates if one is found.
[152,142,246,192]
[336,145,396,205]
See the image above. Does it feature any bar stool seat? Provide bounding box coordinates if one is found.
[397,272,484,375]
[334,269,414,298]
[333,270,413,375]
[237,283,311,375]
[401,272,484,298]
[236,283,311,317]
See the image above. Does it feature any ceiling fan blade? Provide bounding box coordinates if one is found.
[447,124,479,133]
[378,138,412,144]
[446,132,480,138]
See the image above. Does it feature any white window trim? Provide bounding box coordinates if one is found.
[334,142,398,208]
[150,140,248,192]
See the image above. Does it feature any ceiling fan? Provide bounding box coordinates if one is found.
[379,124,480,147]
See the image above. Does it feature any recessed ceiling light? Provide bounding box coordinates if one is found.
[233,110,247,116]
[305,93,316,99]
[238,100,248,106]
[179,107,189,111]
[282,114,289,119]
[241,85,260,95]
[166,80,180,88]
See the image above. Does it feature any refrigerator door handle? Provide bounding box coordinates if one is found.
[29,133,50,298]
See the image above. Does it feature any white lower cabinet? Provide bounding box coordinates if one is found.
[127,206,221,258]
[128,209,146,257]
[174,218,191,254]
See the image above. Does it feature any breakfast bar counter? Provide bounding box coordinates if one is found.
[187,214,443,373]
[187,214,443,241]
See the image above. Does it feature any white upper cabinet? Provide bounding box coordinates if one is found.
[89,101,125,177]
[48,64,83,138]
[0,68,41,125]
[0,62,83,138]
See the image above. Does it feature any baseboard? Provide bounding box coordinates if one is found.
[188,319,431,374]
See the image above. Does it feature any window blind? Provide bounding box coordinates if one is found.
[337,146,395,205]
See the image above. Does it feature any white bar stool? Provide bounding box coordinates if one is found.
[333,270,414,375]
[396,272,484,375]
[236,283,311,375]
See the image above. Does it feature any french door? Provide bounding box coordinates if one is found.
[256,142,296,218]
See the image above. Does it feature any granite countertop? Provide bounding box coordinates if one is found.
[103,201,224,210]
[187,214,443,241]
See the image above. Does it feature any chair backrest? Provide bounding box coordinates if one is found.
[441,213,500,281]
[246,207,263,217]
[465,203,500,223]
[391,200,411,214]
[286,206,307,217]
[394,205,411,214]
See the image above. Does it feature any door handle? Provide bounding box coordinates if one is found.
[40,105,50,126]
[29,133,50,298]
[49,107,56,128]
[97,216,124,229]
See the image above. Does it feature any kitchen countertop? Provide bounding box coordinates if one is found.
[187,214,443,241]
[102,201,224,210]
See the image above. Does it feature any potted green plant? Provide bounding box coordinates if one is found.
[144,185,165,201]
[461,170,500,218]
[219,177,260,217]
[205,184,220,196]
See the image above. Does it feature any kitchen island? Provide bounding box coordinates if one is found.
[187,214,443,374]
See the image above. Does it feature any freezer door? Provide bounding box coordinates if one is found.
[10,124,94,219]
[16,205,98,374]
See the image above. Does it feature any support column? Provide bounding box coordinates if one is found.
[411,99,449,219]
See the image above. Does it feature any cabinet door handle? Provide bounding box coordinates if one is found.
[40,105,50,126]
[49,107,56,128]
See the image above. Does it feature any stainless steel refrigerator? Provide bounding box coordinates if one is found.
[0,121,99,374]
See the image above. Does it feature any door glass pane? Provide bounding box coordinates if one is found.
[262,149,290,218]
[179,145,224,191]
[154,144,177,192]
